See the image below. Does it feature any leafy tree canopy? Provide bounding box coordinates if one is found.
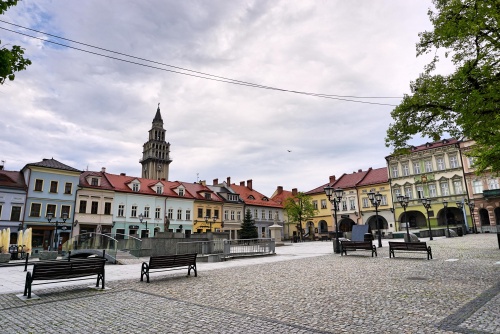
[283,192,317,240]
[0,0,32,84]
[386,0,500,173]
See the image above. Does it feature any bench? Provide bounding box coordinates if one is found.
[24,257,106,299]
[141,253,197,283]
[389,241,432,260]
[340,241,377,257]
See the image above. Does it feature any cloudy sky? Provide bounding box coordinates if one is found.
[1,0,446,196]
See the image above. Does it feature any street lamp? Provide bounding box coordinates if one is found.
[324,186,344,254]
[421,198,433,240]
[204,215,210,232]
[46,212,56,251]
[138,213,147,238]
[397,195,410,242]
[465,199,477,233]
[443,200,450,237]
[212,216,217,232]
[367,192,383,248]
[456,200,464,234]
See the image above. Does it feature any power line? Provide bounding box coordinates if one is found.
[0,20,402,106]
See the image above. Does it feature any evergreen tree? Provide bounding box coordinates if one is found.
[240,209,258,239]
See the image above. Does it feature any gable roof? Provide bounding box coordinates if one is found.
[270,188,294,206]
[103,173,189,198]
[179,182,223,202]
[328,169,370,189]
[230,183,281,208]
[356,167,388,186]
[24,158,81,173]
[0,170,26,189]
[79,171,115,190]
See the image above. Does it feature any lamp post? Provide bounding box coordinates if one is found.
[443,201,450,237]
[421,198,433,241]
[212,216,217,232]
[397,195,410,242]
[465,199,476,233]
[47,212,55,251]
[456,200,464,234]
[138,213,147,238]
[204,215,210,232]
[367,192,383,248]
[324,186,344,254]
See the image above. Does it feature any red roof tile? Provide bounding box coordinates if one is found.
[102,173,191,198]
[329,169,370,189]
[0,170,26,189]
[270,188,294,206]
[179,182,223,202]
[386,138,459,157]
[230,183,281,208]
[356,167,388,186]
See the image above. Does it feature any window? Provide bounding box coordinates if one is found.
[254,209,258,219]
[453,181,463,194]
[118,204,124,217]
[61,205,70,218]
[155,208,161,219]
[206,209,211,218]
[204,193,211,200]
[143,206,150,218]
[473,180,483,193]
[10,206,21,221]
[64,182,72,194]
[437,158,445,170]
[0,205,3,217]
[214,209,219,219]
[268,210,273,219]
[104,202,111,215]
[416,185,424,199]
[261,210,265,219]
[224,210,229,220]
[168,209,174,219]
[156,186,163,194]
[342,201,347,211]
[30,203,41,217]
[178,188,184,196]
[275,211,279,220]
[428,184,437,197]
[46,204,56,216]
[362,198,369,208]
[393,188,401,200]
[321,199,327,209]
[185,210,191,220]
[381,195,388,205]
[413,162,421,174]
[229,194,238,201]
[312,200,318,210]
[391,165,399,178]
[405,187,413,199]
[132,183,139,192]
[468,157,476,168]
[237,211,241,220]
[50,181,58,193]
[131,205,137,217]
[79,200,87,213]
[349,198,356,210]
[231,211,235,220]
[488,178,499,190]
[449,155,458,168]
[402,163,410,176]
[424,160,433,173]
[34,179,43,191]
[91,178,98,186]
[197,208,203,218]
[177,209,182,220]
[440,182,449,196]
[91,201,98,214]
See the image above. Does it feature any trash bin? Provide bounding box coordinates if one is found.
[364,233,374,242]
[457,227,463,237]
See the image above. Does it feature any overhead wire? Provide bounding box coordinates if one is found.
[0,20,402,106]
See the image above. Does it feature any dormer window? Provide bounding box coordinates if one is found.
[262,197,269,201]
[132,183,139,192]
[204,193,211,200]
[228,194,238,201]
[179,188,184,196]
[91,178,99,186]
[248,195,255,200]
[156,186,163,194]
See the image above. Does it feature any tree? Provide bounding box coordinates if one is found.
[283,192,318,241]
[0,0,32,84]
[240,209,258,239]
[386,0,500,174]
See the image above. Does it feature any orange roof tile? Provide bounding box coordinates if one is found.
[230,183,281,208]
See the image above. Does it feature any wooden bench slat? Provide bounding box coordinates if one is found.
[389,242,432,260]
[340,241,377,257]
[141,253,197,283]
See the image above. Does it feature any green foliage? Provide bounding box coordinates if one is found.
[386,0,500,174]
[0,0,32,84]
[239,209,258,239]
[283,192,318,240]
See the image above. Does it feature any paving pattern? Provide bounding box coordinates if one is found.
[0,234,499,333]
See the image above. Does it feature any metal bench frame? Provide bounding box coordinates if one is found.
[141,253,197,283]
[389,242,432,260]
[340,241,377,257]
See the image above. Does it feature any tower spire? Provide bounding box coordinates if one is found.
[153,102,163,123]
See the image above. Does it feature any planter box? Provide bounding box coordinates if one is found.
[39,251,58,260]
[0,253,11,263]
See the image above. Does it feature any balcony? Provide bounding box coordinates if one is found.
[483,189,500,198]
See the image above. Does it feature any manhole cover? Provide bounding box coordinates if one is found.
[407,277,428,281]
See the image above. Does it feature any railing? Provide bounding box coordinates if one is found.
[176,238,275,259]
[61,233,142,261]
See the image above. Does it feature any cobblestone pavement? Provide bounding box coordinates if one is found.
[0,234,499,333]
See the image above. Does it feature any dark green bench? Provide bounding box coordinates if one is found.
[141,253,197,283]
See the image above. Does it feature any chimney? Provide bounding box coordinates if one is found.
[247,179,252,190]
[120,173,126,176]
[240,181,245,186]
[227,177,231,185]
[161,178,166,181]
[329,175,336,184]
[358,169,362,173]
[213,178,218,185]
[0,160,4,170]
[277,186,283,195]
[101,167,106,173]
[292,188,298,196]
[200,180,206,186]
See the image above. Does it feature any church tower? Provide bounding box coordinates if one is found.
[140,104,172,180]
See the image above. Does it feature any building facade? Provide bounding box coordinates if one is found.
[0,167,26,244]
